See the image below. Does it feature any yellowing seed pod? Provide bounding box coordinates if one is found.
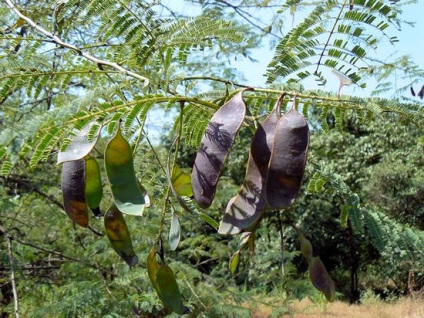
[104,204,138,267]
[266,104,309,208]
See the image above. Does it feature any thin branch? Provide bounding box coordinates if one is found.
[0,224,20,318]
[315,0,348,74]
[4,0,149,86]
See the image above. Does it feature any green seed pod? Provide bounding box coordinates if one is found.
[84,155,103,218]
[104,204,138,267]
[61,159,89,227]
[192,90,250,208]
[155,264,187,314]
[218,95,283,235]
[105,124,147,216]
[266,106,309,208]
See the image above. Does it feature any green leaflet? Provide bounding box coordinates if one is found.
[104,204,138,267]
[104,124,147,216]
[84,155,103,218]
[57,122,101,164]
[169,213,181,251]
[61,159,89,227]
[309,257,336,302]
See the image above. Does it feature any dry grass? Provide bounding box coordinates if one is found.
[252,296,424,318]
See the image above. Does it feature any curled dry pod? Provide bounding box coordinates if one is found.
[266,102,309,208]
[104,204,138,267]
[192,89,251,208]
[84,155,103,218]
[309,257,336,302]
[218,95,283,235]
[105,124,147,216]
[61,159,89,227]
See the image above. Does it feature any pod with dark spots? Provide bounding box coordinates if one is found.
[218,95,283,235]
[84,155,103,218]
[104,204,138,267]
[104,123,147,216]
[192,89,251,208]
[266,103,309,208]
[61,159,89,227]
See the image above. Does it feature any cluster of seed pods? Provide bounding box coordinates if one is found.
[192,90,310,234]
[192,90,334,301]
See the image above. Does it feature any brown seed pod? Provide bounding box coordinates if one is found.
[192,89,251,209]
[218,95,284,235]
[61,159,89,227]
[266,99,309,208]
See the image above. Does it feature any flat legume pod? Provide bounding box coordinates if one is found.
[61,159,89,227]
[218,96,283,234]
[192,90,249,208]
[266,107,309,208]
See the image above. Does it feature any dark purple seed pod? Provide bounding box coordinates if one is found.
[219,95,284,234]
[192,89,251,208]
[266,101,309,209]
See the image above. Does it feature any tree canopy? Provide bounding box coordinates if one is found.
[0,0,423,317]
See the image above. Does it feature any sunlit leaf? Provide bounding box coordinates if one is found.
[105,124,146,216]
[104,204,138,267]
[299,233,313,265]
[169,213,181,251]
[57,122,101,164]
[61,159,88,227]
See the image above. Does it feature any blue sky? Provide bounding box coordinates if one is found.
[162,0,424,99]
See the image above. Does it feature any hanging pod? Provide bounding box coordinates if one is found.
[146,247,188,314]
[104,204,138,267]
[192,89,252,209]
[104,123,148,216]
[61,159,89,227]
[218,94,284,235]
[84,155,103,218]
[266,98,309,208]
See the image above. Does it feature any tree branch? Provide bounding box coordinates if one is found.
[0,224,20,318]
[4,0,149,87]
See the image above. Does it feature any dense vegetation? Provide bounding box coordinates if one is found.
[1,0,423,317]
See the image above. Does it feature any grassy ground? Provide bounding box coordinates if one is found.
[252,296,424,318]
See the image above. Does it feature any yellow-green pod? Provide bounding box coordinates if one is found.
[147,247,160,294]
[105,124,146,216]
[104,204,138,267]
[84,155,103,218]
[61,159,89,227]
